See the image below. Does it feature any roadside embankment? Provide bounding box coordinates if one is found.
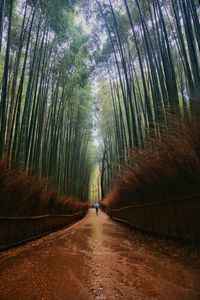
[101,118,200,243]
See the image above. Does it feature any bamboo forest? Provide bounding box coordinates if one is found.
[1,1,200,299]
[1,0,200,200]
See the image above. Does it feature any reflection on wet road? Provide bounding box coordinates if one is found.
[0,209,200,300]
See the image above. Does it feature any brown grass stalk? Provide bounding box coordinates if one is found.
[103,116,200,209]
[0,160,89,217]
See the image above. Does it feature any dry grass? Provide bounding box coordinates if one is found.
[0,160,89,217]
[103,117,200,209]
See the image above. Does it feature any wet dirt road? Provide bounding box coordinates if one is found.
[0,209,200,300]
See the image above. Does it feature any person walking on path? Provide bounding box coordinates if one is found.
[94,203,100,215]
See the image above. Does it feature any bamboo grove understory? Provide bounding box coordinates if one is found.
[0,0,200,202]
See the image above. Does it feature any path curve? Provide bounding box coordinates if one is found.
[0,209,200,300]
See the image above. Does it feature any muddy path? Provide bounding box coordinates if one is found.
[0,209,200,300]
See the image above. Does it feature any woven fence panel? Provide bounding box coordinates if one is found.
[106,197,200,242]
[0,210,87,250]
